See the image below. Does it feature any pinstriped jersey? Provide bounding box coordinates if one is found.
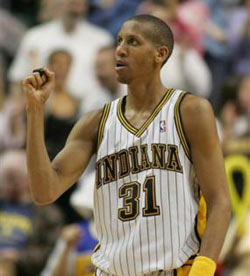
[91,89,203,276]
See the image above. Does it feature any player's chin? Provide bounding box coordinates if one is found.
[116,74,131,84]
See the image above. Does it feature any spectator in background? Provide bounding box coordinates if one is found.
[0,150,64,276]
[0,8,26,66]
[38,0,66,23]
[45,49,82,224]
[218,75,250,154]
[143,0,212,97]
[94,45,125,101]
[177,0,209,55]
[41,173,97,276]
[138,0,209,55]
[227,0,250,76]
[8,0,113,113]
[0,6,25,106]
[79,44,126,113]
[201,0,232,110]
[88,0,142,38]
[0,95,26,152]
[45,49,79,159]
[137,0,187,44]
[41,220,97,276]
[0,151,33,256]
[0,48,26,153]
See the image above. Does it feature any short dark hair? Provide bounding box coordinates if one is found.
[126,14,174,66]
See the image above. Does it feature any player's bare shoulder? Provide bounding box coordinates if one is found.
[181,94,213,118]
[180,94,216,145]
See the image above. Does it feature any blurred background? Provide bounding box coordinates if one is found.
[0,0,249,276]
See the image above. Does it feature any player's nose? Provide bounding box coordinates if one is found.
[115,42,127,57]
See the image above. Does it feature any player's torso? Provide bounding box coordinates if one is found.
[92,89,200,276]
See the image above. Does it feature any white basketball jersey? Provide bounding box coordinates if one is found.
[92,89,202,276]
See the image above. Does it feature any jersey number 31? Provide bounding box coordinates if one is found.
[118,176,160,221]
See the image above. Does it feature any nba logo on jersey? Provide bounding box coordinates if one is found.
[160,120,166,132]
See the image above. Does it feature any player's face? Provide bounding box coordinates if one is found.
[115,21,158,84]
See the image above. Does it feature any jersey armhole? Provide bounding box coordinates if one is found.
[97,103,111,150]
[174,92,192,162]
[195,192,207,247]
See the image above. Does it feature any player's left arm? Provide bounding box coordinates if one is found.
[181,95,231,271]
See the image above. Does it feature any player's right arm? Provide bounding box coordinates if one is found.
[22,68,102,205]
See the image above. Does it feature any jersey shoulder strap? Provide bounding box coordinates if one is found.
[96,103,111,150]
[174,91,192,161]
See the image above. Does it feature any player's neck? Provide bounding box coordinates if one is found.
[126,76,166,111]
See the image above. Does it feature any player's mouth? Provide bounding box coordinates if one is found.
[115,60,128,72]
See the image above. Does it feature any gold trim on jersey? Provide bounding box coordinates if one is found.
[174,92,192,162]
[136,88,175,136]
[117,88,175,137]
[118,181,140,221]
[93,242,101,253]
[117,99,137,135]
[142,176,160,216]
[195,193,207,243]
[97,103,111,149]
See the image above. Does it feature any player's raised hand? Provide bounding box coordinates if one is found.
[22,68,55,107]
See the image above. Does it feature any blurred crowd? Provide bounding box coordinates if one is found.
[0,0,249,276]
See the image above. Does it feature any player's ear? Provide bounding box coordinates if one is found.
[155,46,169,65]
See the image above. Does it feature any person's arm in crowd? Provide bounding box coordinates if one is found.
[22,69,102,205]
[52,224,82,276]
[180,95,231,275]
[41,223,82,276]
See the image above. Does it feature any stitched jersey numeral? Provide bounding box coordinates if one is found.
[118,176,160,221]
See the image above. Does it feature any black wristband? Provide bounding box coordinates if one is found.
[32,68,45,77]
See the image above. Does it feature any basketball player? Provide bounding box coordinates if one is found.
[22,15,231,276]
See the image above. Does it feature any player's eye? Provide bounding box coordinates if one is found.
[116,37,122,46]
[128,38,138,46]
